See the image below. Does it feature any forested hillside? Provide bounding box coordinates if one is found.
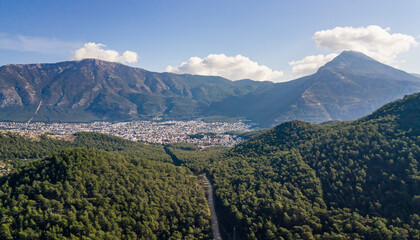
[165,143,228,174]
[0,132,212,239]
[0,148,211,239]
[0,93,419,239]
[0,132,171,172]
[208,93,420,239]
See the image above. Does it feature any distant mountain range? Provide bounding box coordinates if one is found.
[0,59,271,122]
[210,51,420,126]
[1,51,419,127]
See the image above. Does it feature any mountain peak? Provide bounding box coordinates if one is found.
[318,51,418,82]
[337,50,373,59]
[323,51,379,70]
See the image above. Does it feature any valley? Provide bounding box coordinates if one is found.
[0,51,419,240]
[0,92,418,239]
[0,119,252,146]
[3,2,420,239]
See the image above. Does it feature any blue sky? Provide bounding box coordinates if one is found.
[1,0,419,81]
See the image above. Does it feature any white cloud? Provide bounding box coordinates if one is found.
[0,33,80,54]
[313,25,418,64]
[289,53,338,77]
[72,42,138,63]
[166,54,283,81]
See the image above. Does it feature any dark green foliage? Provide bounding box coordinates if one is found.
[365,93,420,136]
[0,132,171,169]
[0,93,419,239]
[0,148,211,239]
[73,132,171,162]
[188,134,205,139]
[0,133,70,166]
[209,93,420,239]
[166,143,227,174]
[224,129,268,140]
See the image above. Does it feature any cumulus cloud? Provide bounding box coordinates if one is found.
[289,53,338,77]
[166,54,283,81]
[287,25,418,78]
[313,25,418,64]
[72,42,138,63]
[0,32,80,54]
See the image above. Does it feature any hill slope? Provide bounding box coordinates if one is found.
[0,148,211,239]
[0,131,171,174]
[209,93,420,239]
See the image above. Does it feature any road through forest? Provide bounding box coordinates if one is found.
[164,147,222,240]
[202,174,222,240]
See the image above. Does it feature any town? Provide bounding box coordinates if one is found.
[0,120,253,146]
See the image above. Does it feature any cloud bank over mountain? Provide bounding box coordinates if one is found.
[166,54,283,81]
[313,25,418,64]
[289,25,419,78]
[72,42,138,63]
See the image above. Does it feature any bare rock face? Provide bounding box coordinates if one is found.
[0,88,23,107]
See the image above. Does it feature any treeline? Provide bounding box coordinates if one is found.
[0,132,171,169]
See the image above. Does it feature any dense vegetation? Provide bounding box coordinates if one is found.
[0,132,171,169]
[208,93,420,239]
[0,93,419,239]
[0,133,213,239]
[165,143,227,174]
[0,148,211,239]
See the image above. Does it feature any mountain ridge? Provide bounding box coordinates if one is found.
[1,52,419,126]
[0,59,271,122]
[210,51,420,126]
[411,73,420,78]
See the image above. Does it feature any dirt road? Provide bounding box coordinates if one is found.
[202,173,222,240]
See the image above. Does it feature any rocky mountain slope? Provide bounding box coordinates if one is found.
[211,51,420,126]
[0,51,419,126]
[0,59,270,122]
